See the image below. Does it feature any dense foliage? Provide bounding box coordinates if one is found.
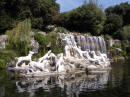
[6,19,32,55]
[34,32,63,56]
[0,0,129,40]
[105,2,130,26]
[103,14,123,38]
[34,33,47,55]
[54,27,68,33]
[0,0,59,34]
[56,3,106,35]
[104,2,130,40]
[122,25,130,40]
[0,50,17,69]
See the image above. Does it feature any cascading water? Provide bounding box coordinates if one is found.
[12,33,110,77]
[74,34,107,53]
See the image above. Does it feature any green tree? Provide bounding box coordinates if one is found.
[56,3,106,35]
[121,25,130,40]
[105,2,130,25]
[6,19,31,55]
[0,0,59,33]
[103,14,123,37]
[34,32,63,56]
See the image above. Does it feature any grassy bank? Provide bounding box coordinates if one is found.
[0,50,18,69]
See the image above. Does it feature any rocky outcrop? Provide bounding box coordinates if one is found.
[0,35,8,49]
[31,39,39,54]
[30,31,39,53]
[108,39,121,48]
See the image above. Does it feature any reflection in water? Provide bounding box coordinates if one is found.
[0,87,5,97]
[110,63,124,87]
[16,70,111,97]
[0,62,129,97]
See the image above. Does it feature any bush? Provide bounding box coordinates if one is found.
[45,25,55,33]
[46,32,63,54]
[54,27,68,33]
[103,14,123,36]
[32,29,41,33]
[103,34,112,40]
[113,43,121,49]
[126,45,130,60]
[122,25,130,40]
[0,50,17,69]
[34,33,47,56]
[34,32,63,56]
[6,19,32,55]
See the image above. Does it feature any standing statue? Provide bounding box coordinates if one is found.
[15,51,34,68]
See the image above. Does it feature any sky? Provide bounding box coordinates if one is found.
[56,0,130,12]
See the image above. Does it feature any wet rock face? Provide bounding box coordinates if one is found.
[0,35,8,49]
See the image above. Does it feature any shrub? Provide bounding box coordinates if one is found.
[104,34,112,40]
[6,19,32,55]
[54,27,68,34]
[122,25,130,40]
[34,32,63,56]
[103,14,123,36]
[34,33,47,56]
[45,25,55,33]
[113,43,121,49]
[126,45,130,60]
[46,32,63,54]
[0,50,17,69]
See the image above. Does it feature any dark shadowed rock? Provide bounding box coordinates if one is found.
[6,61,15,68]
[116,48,122,55]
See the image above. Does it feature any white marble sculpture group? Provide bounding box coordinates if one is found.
[14,33,110,76]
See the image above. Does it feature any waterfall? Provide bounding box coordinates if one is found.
[61,33,107,53]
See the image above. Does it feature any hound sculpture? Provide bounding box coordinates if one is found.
[15,51,34,68]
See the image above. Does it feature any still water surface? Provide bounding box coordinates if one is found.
[0,61,130,97]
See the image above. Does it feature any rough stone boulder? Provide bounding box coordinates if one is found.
[0,35,8,49]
